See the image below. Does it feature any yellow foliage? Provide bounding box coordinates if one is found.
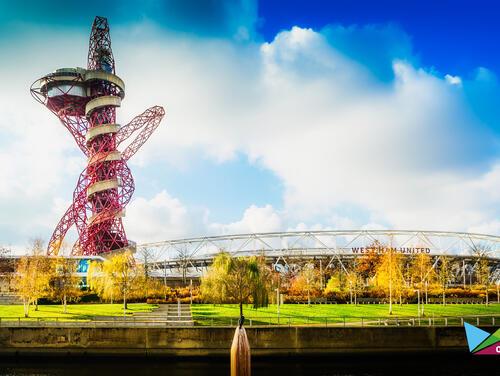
[49,256,81,311]
[13,239,52,317]
[87,251,144,309]
[409,253,435,288]
[200,252,270,310]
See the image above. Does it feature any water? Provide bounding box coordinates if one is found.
[0,354,497,376]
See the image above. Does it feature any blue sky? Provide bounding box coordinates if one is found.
[1,0,500,250]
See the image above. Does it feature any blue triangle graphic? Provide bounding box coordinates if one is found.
[464,322,490,352]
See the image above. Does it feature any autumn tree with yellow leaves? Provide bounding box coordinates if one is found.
[375,248,405,314]
[201,252,270,317]
[409,253,435,313]
[437,256,454,305]
[50,256,81,313]
[477,258,491,305]
[356,247,382,285]
[324,262,364,304]
[290,262,321,306]
[88,251,143,314]
[13,239,52,317]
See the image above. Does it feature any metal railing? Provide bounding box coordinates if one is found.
[0,315,193,328]
[195,315,500,327]
[0,315,498,328]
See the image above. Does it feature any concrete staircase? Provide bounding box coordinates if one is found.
[165,303,193,326]
[134,303,193,326]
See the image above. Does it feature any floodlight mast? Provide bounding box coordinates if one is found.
[30,16,165,256]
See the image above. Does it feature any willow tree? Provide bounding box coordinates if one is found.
[88,251,142,314]
[201,252,269,317]
[88,260,116,303]
[200,252,230,305]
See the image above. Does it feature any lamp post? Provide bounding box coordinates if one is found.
[276,288,280,324]
[497,282,499,304]
[416,289,421,318]
[163,260,167,301]
[190,279,193,304]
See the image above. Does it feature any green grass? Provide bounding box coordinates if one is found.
[192,303,500,326]
[2,302,498,325]
[0,303,156,321]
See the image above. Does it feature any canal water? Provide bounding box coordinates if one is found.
[0,353,497,375]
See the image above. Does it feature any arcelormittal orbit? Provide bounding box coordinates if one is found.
[31,16,165,256]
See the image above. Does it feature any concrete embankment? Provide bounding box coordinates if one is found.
[0,326,495,357]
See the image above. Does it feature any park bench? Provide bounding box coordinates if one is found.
[356,298,386,304]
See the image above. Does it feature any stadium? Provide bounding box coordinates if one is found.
[136,229,500,287]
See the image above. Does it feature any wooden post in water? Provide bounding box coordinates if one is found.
[231,315,250,376]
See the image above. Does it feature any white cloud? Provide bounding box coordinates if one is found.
[125,193,282,242]
[210,204,282,235]
[468,221,500,236]
[124,190,207,243]
[445,74,462,86]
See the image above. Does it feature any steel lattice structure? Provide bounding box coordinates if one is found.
[137,230,500,282]
[31,16,165,256]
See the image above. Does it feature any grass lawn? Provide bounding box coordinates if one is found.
[0,303,156,321]
[192,303,500,326]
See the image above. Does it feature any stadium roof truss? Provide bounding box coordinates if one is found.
[137,230,500,282]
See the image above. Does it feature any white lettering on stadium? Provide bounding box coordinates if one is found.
[351,247,431,254]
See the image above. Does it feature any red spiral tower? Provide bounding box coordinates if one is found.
[31,16,165,256]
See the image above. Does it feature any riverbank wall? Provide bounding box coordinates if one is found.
[0,326,495,357]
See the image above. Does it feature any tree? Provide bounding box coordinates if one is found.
[13,256,35,317]
[201,253,270,317]
[200,252,230,305]
[0,245,9,257]
[471,244,491,303]
[176,246,192,284]
[88,251,142,314]
[290,262,320,306]
[477,258,491,305]
[50,257,81,313]
[88,260,118,303]
[375,248,404,314]
[346,271,364,305]
[325,262,363,304]
[135,247,156,299]
[356,248,382,285]
[13,239,52,317]
[110,251,141,312]
[437,256,453,305]
[409,253,435,314]
[324,273,344,300]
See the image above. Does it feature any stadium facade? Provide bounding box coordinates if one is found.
[135,230,500,285]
